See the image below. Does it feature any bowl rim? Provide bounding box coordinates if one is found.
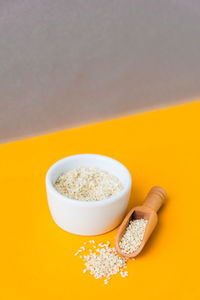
[45,154,132,207]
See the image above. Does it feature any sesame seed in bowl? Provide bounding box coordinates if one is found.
[54,167,123,202]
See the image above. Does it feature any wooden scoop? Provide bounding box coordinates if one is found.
[115,186,166,258]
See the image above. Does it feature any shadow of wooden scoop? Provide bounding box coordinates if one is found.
[115,186,166,258]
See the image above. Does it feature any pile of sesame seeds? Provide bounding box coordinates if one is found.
[119,219,148,254]
[54,167,123,202]
[75,240,131,284]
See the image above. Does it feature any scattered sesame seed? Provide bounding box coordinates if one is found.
[75,222,146,285]
[77,242,128,284]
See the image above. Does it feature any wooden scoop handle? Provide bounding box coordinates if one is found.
[143,186,166,212]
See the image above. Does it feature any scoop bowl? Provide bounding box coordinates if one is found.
[115,186,166,258]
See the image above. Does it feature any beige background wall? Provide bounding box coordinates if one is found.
[0,1,200,143]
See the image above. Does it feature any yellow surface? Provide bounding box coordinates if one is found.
[0,101,200,300]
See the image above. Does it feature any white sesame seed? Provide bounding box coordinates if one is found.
[78,242,128,283]
[54,167,123,202]
[119,219,148,254]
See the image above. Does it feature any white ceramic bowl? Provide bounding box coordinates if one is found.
[46,154,132,236]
